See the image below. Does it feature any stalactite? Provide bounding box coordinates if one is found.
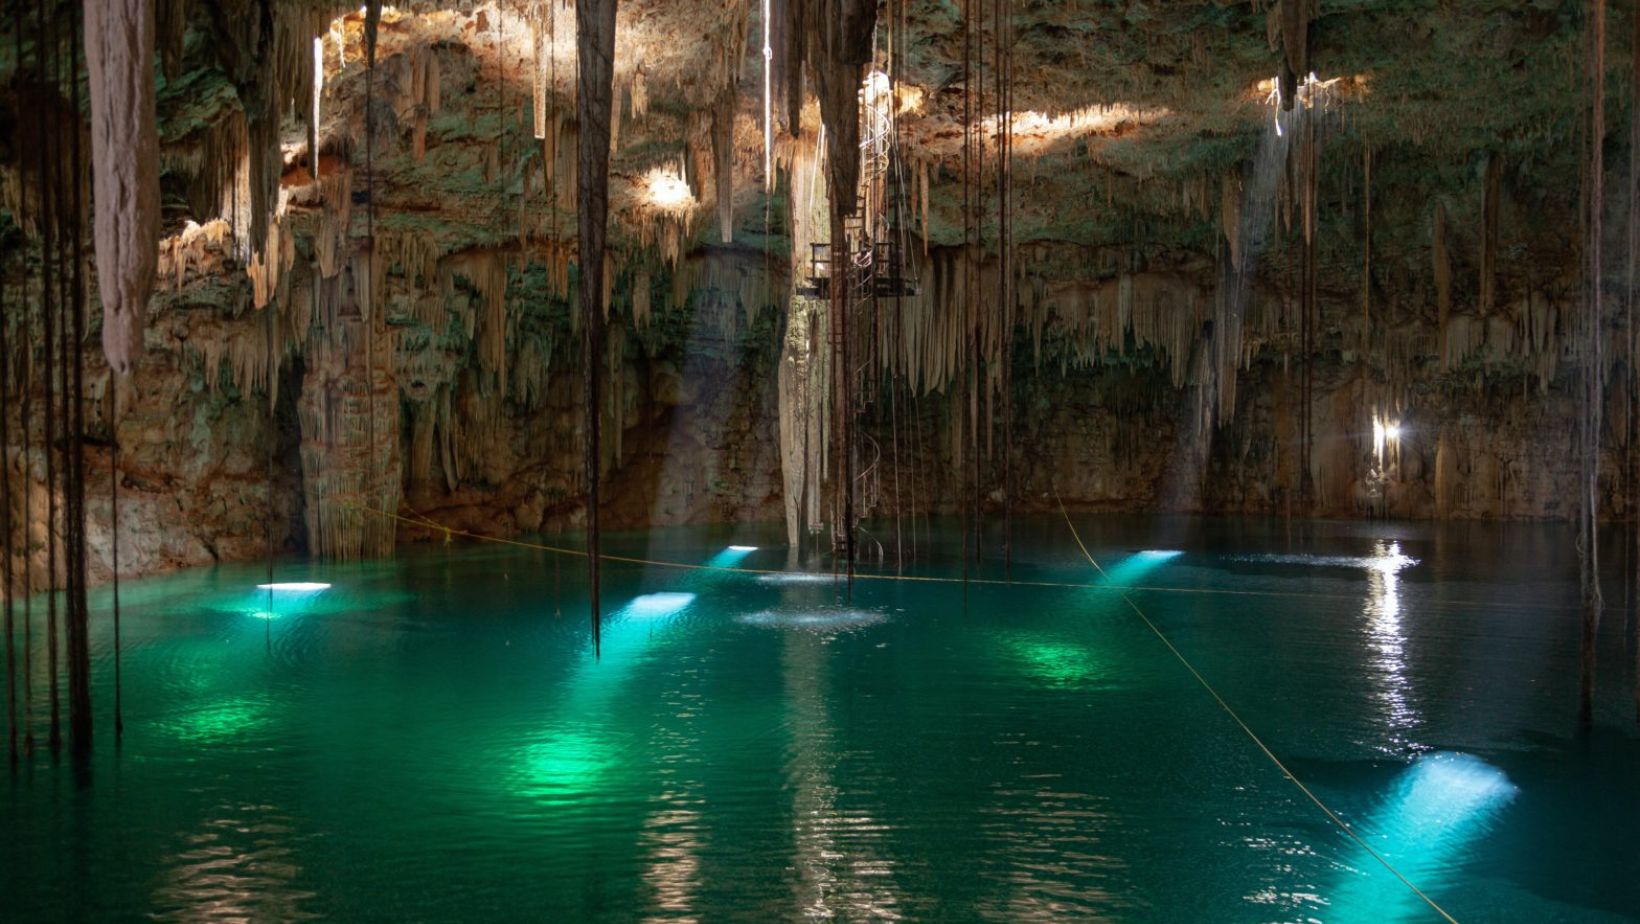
[1273,0,1312,110]
[532,1,550,140]
[712,87,736,244]
[779,124,830,548]
[1480,156,1501,318]
[297,300,400,561]
[154,0,189,77]
[67,6,93,756]
[1298,99,1319,511]
[1362,144,1371,344]
[1434,201,1452,372]
[918,158,929,255]
[578,0,618,654]
[1578,0,1606,728]
[442,251,511,393]
[631,267,652,328]
[315,168,353,280]
[1,152,13,766]
[36,2,63,753]
[247,213,295,310]
[631,65,648,122]
[309,33,324,175]
[395,41,441,164]
[1221,174,1242,268]
[1629,0,1640,725]
[84,0,159,376]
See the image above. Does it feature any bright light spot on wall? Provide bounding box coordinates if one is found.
[646,167,693,211]
[621,592,697,619]
[1136,550,1183,560]
[1372,411,1405,474]
[862,70,892,106]
[257,582,332,592]
[1259,72,1368,136]
[728,545,758,552]
[988,104,1169,155]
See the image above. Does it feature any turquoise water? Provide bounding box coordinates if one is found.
[3,516,1639,922]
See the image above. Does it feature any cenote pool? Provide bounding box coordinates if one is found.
[4,516,1639,922]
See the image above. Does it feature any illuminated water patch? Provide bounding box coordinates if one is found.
[738,605,887,635]
[1329,751,1516,919]
[256,582,332,592]
[511,729,615,806]
[621,592,697,619]
[708,546,757,567]
[1103,548,1187,585]
[160,696,274,744]
[754,572,835,587]
[1005,635,1107,689]
[1134,550,1183,560]
[1229,550,1417,574]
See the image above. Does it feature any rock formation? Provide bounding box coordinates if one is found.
[0,1,1635,590]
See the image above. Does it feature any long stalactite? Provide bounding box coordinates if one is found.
[1626,0,1640,727]
[1578,0,1606,728]
[83,0,159,376]
[578,0,618,654]
[1,128,13,769]
[66,3,92,759]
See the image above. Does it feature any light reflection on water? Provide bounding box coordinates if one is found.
[151,807,318,923]
[2,518,1636,922]
[1363,540,1421,755]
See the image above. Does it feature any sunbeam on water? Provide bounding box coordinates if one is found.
[9,521,1638,923]
[754,572,836,586]
[1228,549,1418,573]
[621,592,698,620]
[1329,752,1517,921]
[737,605,888,635]
[255,582,333,592]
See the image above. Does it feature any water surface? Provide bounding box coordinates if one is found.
[3,516,1638,921]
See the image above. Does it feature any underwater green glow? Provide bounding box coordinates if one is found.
[1005,635,1106,688]
[512,728,617,805]
[10,523,1633,922]
[160,696,274,744]
[503,588,700,805]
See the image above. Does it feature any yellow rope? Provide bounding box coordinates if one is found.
[1054,497,1460,923]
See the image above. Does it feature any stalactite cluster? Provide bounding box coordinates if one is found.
[4,0,1640,753]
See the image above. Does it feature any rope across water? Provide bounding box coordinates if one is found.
[345,498,1466,920]
[345,494,1508,917]
[343,502,1579,618]
[1053,496,1461,923]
